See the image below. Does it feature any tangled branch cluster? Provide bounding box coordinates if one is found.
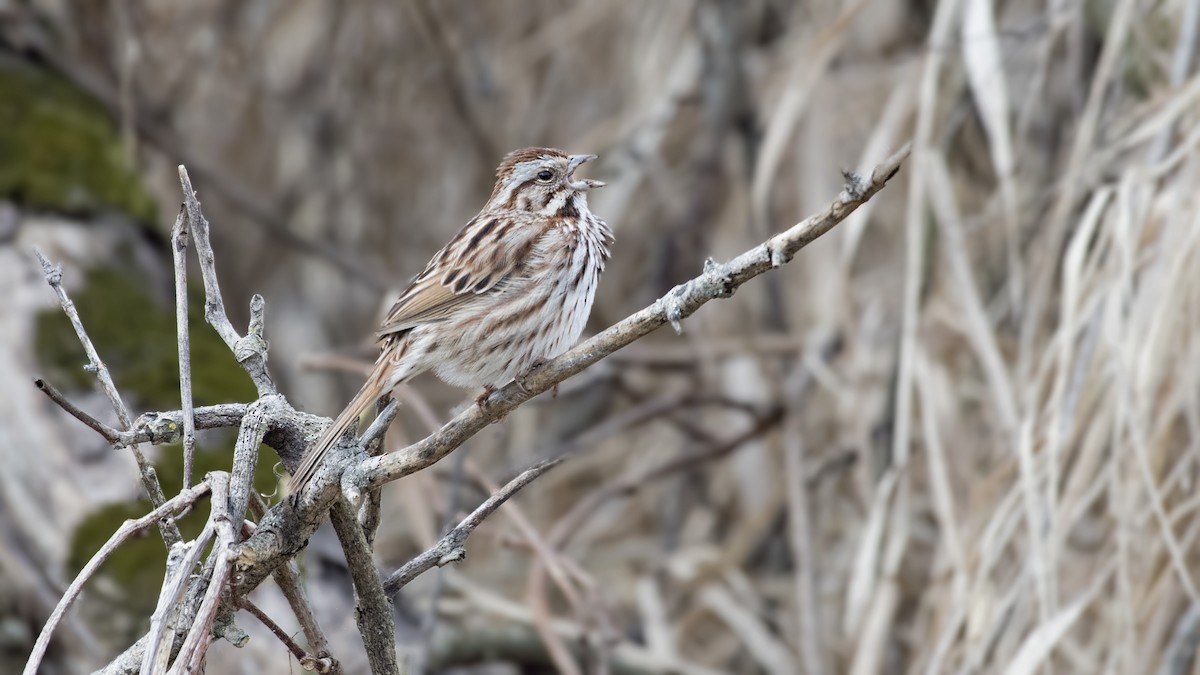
[24,146,909,674]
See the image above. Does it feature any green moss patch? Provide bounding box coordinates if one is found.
[0,56,157,223]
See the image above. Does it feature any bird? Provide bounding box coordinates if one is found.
[288,147,612,491]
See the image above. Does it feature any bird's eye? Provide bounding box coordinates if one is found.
[536,170,554,182]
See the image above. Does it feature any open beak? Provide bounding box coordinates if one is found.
[565,154,605,191]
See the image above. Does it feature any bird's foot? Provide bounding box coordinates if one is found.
[514,362,558,398]
[475,384,496,408]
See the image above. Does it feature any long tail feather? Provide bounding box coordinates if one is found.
[288,361,392,492]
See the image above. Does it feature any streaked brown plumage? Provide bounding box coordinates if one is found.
[288,148,612,491]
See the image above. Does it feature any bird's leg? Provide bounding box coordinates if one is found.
[475,384,496,407]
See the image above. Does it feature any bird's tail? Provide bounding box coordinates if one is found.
[288,360,393,492]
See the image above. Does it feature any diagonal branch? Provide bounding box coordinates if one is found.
[329,498,399,675]
[34,378,121,445]
[383,457,563,594]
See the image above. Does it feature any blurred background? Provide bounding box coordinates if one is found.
[2,0,1199,673]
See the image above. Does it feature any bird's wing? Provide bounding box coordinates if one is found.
[376,214,544,337]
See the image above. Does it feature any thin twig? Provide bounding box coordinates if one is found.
[170,204,199,489]
[22,481,211,675]
[32,248,181,546]
[33,378,121,444]
[273,560,339,672]
[384,457,564,594]
[237,595,309,658]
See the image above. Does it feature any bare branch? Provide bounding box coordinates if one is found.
[272,560,340,673]
[383,457,563,594]
[32,248,182,546]
[329,498,399,674]
[177,165,276,398]
[238,599,305,660]
[169,473,238,673]
[23,481,211,675]
[123,404,250,443]
[118,402,323,468]
[246,492,338,669]
[33,377,121,444]
[227,395,285,527]
[169,204,199,489]
[142,524,215,674]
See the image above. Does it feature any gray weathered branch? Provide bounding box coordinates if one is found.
[330,499,399,674]
[170,204,199,489]
[383,457,563,594]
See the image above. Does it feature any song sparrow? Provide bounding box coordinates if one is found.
[288,148,612,491]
